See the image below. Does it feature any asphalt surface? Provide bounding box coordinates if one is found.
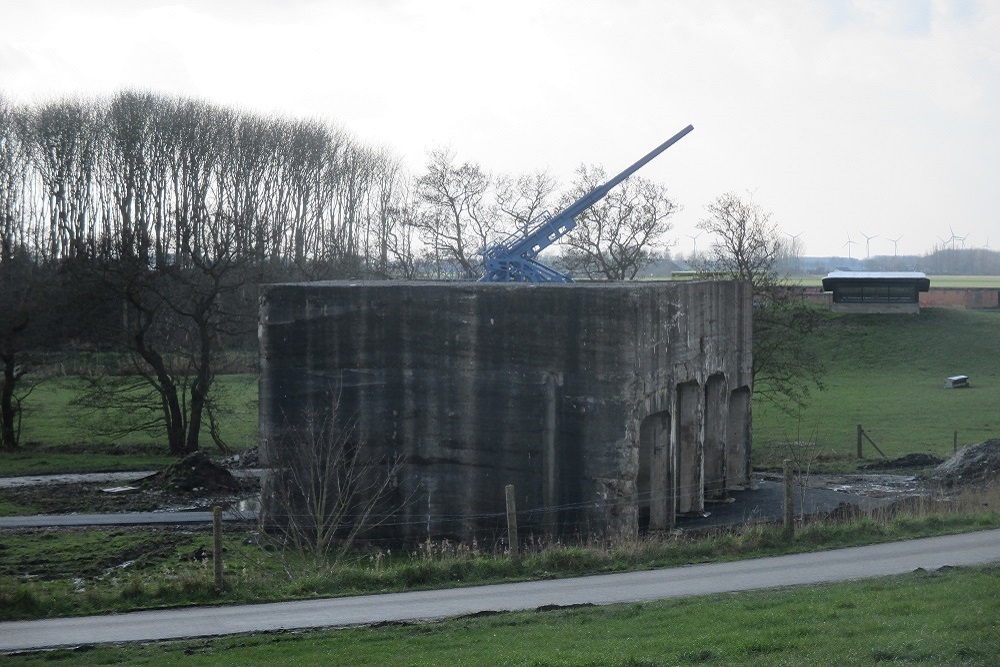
[0,472,157,489]
[677,479,895,530]
[2,529,999,652]
[0,508,256,528]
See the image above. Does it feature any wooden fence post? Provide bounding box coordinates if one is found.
[505,484,519,560]
[783,459,794,538]
[213,506,224,594]
[857,424,863,459]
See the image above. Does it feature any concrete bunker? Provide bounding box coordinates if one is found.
[259,280,753,542]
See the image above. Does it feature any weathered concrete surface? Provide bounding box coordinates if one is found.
[259,281,752,542]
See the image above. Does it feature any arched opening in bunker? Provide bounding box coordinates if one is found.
[726,386,752,489]
[704,374,729,500]
[638,410,671,532]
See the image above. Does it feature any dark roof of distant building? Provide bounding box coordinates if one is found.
[822,271,930,291]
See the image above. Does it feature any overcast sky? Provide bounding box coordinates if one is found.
[2,0,997,259]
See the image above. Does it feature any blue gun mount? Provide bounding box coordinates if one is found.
[479,124,693,282]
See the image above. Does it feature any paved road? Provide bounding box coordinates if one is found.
[2,529,998,652]
[0,508,256,528]
[0,472,156,489]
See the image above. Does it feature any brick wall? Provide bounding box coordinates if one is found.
[920,288,1000,309]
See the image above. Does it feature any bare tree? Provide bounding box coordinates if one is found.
[264,391,403,562]
[363,148,419,278]
[280,118,333,268]
[215,111,285,263]
[559,164,677,280]
[0,98,35,451]
[162,97,221,268]
[494,169,558,227]
[698,192,782,284]
[76,95,252,455]
[25,98,99,261]
[697,191,824,410]
[414,147,495,279]
[0,97,27,256]
[0,251,33,452]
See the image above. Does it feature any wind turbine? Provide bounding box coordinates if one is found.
[889,235,902,257]
[783,231,803,271]
[860,231,878,259]
[843,233,857,260]
[686,231,702,259]
[948,225,959,250]
[785,231,803,254]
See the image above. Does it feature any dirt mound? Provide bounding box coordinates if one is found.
[930,439,1000,488]
[859,453,944,471]
[142,452,242,493]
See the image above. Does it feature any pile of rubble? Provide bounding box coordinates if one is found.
[930,439,1000,489]
[221,446,260,469]
[141,451,242,493]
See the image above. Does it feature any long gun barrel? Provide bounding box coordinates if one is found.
[480,124,693,282]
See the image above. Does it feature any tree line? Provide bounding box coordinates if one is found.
[0,90,681,454]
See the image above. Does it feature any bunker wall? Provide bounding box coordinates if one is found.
[259,280,753,542]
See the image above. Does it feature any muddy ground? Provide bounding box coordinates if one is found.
[0,451,261,516]
[0,478,260,515]
[1,446,995,522]
[0,465,933,518]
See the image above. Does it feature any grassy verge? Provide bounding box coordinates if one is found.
[3,490,999,623]
[5,562,999,666]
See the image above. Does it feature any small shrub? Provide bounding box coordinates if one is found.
[0,580,45,617]
[397,561,436,586]
[530,546,604,573]
[118,575,146,600]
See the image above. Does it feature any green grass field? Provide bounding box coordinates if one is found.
[4,374,258,474]
[753,307,1000,468]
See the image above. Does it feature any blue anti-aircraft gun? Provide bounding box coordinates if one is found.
[479,124,693,282]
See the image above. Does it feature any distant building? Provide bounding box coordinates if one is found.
[822,271,930,313]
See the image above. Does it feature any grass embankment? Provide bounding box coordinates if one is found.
[754,307,1000,469]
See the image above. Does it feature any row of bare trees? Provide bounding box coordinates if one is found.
[1,90,681,454]
[2,92,415,273]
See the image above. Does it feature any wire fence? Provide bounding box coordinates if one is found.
[254,475,744,549]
